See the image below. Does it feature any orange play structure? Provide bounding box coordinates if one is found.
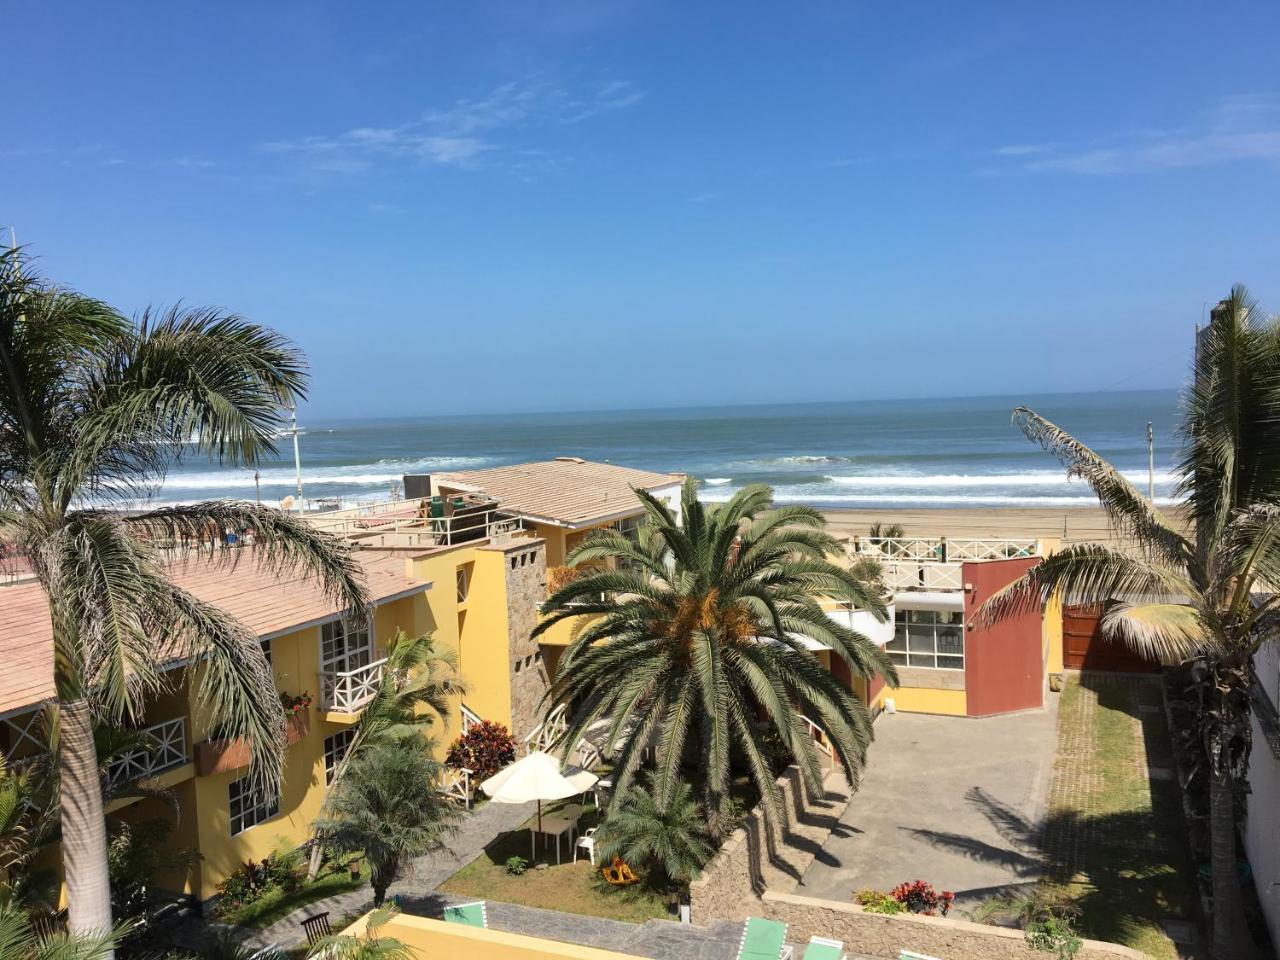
[602,856,637,885]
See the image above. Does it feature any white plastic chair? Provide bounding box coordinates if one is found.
[574,827,598,866]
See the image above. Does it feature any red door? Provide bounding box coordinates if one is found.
[1062,604,1160,672]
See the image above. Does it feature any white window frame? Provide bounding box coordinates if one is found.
[320,615,374,675]
[323,729,356,785]
[228,776,279,836]
[887,609,964,670]
[456,564,471,603]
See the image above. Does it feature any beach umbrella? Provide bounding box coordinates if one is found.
[480,751,598,859]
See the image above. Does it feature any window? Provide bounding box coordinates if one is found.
[456,564,471,603]
[228,776,279,836]
[887,610,964,670]
[324,729,355,785]
[321,618,372,674]
[260,638,272,668]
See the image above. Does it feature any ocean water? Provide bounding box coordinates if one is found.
[146,389,1182,510]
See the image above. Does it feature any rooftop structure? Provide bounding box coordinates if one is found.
[436,457,683,528]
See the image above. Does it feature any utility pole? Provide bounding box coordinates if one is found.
[1147,421,1155,503]
[254,469,261,506]
[290,404,304,511]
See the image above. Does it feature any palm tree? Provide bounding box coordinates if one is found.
[305,905,411,960]
[0,247,368,942]
[312,744,461,906]
[307,630,462,876]
[534,480,894,837]
[595,778,714,888]
[978,286,1280,960]
[0,901,123,960]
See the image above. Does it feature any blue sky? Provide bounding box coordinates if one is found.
[5,1,1280,418]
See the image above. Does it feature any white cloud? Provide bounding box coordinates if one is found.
[261,76,643,177]
[991,95,1280,175]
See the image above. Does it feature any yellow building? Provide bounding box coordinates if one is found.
[0,458,682,903]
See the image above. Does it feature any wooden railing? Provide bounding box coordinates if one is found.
[319,657,387,713]
[108,717,189,782]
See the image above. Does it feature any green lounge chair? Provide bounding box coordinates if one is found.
[736,917,790,960]
[443,901,488,928]
[803,936,845,960]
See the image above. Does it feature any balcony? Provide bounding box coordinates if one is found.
[108,717,189,783]
[319,657,388,714]
[303,494,530,551]
[853,537,1039,594]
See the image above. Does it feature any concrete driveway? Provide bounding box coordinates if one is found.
[798,704,1056,908]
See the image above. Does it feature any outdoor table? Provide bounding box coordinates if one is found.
[534,814,577,864]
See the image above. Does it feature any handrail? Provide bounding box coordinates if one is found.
[318,657,388,713]
[108,717,189,783]
[524,703,568,753]
[800,715,835,762]
[855,537,1037,563]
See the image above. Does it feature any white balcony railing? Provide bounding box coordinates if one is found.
[108,717,188,783]
[319,657,387,713]
[854,537,1038,563]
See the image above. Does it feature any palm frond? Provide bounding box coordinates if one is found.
[1099,602,1213,664]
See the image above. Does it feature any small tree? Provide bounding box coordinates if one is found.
[594,779,713,890]
[305,905,411,960]
[446,720,517,783]
[313,745,460,906]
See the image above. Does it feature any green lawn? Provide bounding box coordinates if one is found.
[439,800,671,924]
[1041,674,1195,960]
[217,860,370,930]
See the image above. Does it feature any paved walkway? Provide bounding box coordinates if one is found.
[798,705,1056,908]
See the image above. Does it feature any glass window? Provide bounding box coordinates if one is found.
[229,776,279,836]
[891,610,965,670]
[324,729,355,785]
[321,618,372,673]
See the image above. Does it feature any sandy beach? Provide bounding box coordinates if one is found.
[821,506,1130,547]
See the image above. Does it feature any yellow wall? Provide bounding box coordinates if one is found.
[886,687,967,716]
[344,912,645,960]
[1044,589,1064,676]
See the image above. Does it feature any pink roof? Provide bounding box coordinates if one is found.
[0,551,429,716]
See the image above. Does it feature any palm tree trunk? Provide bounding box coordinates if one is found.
[1204,655,1256,960]
[1208,767,1253,959]
[59,697,114,950]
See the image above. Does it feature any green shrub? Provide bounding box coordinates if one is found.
[505,856,529,876]
[855,889,905,914]
[1026,914,1083,958]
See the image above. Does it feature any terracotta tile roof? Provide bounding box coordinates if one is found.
[0,552,429,717]
[436,458,684,528]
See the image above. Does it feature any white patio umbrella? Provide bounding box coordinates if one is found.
[480,751,599,859]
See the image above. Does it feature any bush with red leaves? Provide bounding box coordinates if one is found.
[446,720,518,782]
[890,879,955,916]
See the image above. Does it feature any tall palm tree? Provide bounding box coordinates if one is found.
[306,630,462,877]
[534,480,894,837]
[313,744,460,906]
[0,247,368,943]
[978,286,1280,960]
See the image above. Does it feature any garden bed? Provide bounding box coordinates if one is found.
[438,801,670,924]
[217,859,369,929]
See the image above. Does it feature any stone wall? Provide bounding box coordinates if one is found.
[487,538,550,742]
[759,891,1146,960]
[689,766,844,923]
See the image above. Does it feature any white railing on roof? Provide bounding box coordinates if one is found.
[108,717,188,783]
[854,537,1038,563]
[319,657,387,713]
[880,562,964,592]
[306,497,530,549]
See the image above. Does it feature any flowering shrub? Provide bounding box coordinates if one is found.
[280,691,312,715]
[215,850,304,910]
[446,720,517,782]
[890,879,955,916]
[855,889,905,914]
